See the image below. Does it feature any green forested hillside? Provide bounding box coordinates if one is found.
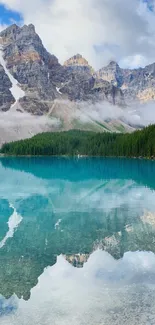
[1,125,155,158]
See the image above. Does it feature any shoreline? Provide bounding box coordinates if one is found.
[0,154,154,161]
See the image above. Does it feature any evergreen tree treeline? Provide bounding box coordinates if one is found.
[1,125,155,158]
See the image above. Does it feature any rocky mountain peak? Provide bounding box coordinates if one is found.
[0,24,20,40]
[64,53,94,76]
[0,23,62,114]
[0,22,131,140]
[0,23,42,50]
[98,60,121,74]
[64,53,90,67]
[94,59,155,102]
[24,24,36,33]
[0,23,36,38]
[0,23,59,69]
[107,60,120,68]
[0,24,124,116]
[95,60,123,87]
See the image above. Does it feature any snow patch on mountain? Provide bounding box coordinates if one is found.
[0,43,25,102]
[56,87,62,95]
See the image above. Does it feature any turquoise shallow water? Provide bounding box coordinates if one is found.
[0,157,155,324]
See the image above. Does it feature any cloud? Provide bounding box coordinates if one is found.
[119,54,149,69]
[2,250,155,324]
[76,100,155,127]
[0,23,8,32]
[0,109,60,146]
[0,4,22,25]
[0,99,154,148]
[0,0,155,69]
[1,155,155,215]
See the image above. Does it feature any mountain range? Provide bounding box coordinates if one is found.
[0,23,154,144]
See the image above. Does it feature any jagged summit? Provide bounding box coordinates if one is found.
[95,58,155,101]
[107,61,120,68]
[64,53,90,67]
[95,60,123,88]
[64,53,94,75]
[0,24,20,39]
[2,23,19,31]
[0,24,36,39]
[97,60,121,74]
[0,23,123,117]
[108,60,118,65]
[25,24,36,33]
[0,22,154,144]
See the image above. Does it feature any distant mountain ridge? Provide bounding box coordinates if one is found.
[0,24,124,114]
[95,60,155,102]
[0,23,155,112]
[0,23,154,145]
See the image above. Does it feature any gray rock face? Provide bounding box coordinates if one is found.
[91,78,124,106]
[96,61,155,102]
[0,24,59,102]
[0,25,124,114]
[59,70,95,101]
[95,61,123,88]
[19,97,51,116]
[0,64,15,111]
[1,22,155,118]
[64,53,94,74]
[61,54,124,104]
[121,64,155,101]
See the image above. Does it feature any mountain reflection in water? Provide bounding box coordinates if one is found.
[0,157,155,324]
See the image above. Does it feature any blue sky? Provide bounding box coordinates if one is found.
[0,4,21,25]
[0,0,152,26]
[143,0,154,10]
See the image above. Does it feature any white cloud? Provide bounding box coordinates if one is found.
[119,54,149,69]
[0,109,60,146]
[77,100,155,127]
[2,250,155,324]
[0,0,155,69]
[0,23,8,32]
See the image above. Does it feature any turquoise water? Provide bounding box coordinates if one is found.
[0,157,155,324]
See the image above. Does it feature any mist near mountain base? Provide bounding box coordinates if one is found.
[0,99,154,147]
[76,100,155,128]
[0,110,61,146]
